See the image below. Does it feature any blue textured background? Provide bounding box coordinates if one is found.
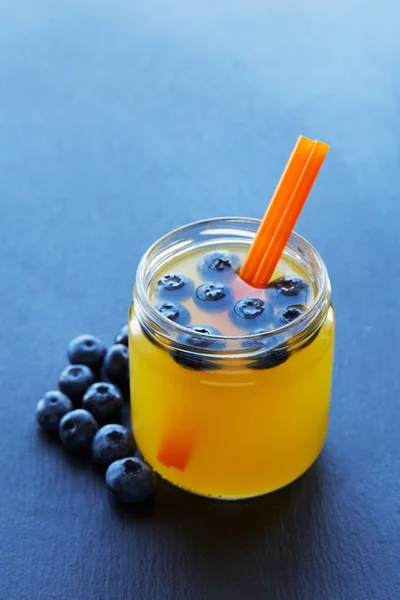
[1,1,399,598]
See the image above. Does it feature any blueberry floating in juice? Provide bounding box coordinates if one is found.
[266,276,310,308]
[194,282,233,312]
[230,296,273,329]
[155,273,194,301]
[156,301,191,326]
[277,304,322,349]
[242,329,290,370]
[170,325,225,371]
[197,251,241,281]
[276,304,306,325]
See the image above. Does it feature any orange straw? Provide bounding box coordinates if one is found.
[251,140,329,287]
[240,135,315,283]
[157,405,204,472]
[157,432,193,471]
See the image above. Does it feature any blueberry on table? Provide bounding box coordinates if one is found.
[36,391,73,432]
[170,325,225,370]
[155,274,194,301]
[194,282,233,312]
[59,364,96,405]
[230,297,273,329]
[82,382,123,423]
[242,330,290,370]
[115,325,129,347]
[277,305,306,325]
[67,335,107,371]
[106,457,157,503]
[59,409,99,451]
[156,301,190,326]
[92,424,136,466]
[104,344,129,388]
[197,251,241,281]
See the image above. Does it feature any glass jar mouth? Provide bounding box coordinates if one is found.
[134,217,331,350]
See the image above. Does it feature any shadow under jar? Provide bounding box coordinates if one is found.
[129,218,335,500]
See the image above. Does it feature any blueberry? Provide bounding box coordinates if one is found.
[92,424,136,466]
[277,305,305,325]
[36,391,73,432]
[267,276,309,307]
[82,382,123,423]
[67,335,107,371]
[249,347,290,370]
[197,251,241,281]
[194,282,233,312]
[242,330,290,370]
[59,364,96,405]
[170,325,225,371]
[104,344,129,388]
[180,325,225,349]
[106,457,157,503]
[115,325,129,347]
[270,276,307,296]
[155,274,194,301]
[241,328,271,349]
[59,409,99,451]
[156,301,190,326]
[230,297,273,329]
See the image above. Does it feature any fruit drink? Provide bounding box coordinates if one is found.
[129,218,334,499]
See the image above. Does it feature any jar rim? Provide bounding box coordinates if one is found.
[134,216,330,346]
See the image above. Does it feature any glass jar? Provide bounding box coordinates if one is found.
[129,218,335,499]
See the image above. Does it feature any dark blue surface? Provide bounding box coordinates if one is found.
[1,1,400,598]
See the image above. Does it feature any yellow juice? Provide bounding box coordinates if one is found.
[129,220,335,499]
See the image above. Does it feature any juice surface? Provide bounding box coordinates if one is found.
[130,245,335,499]
[148,245,316,336]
